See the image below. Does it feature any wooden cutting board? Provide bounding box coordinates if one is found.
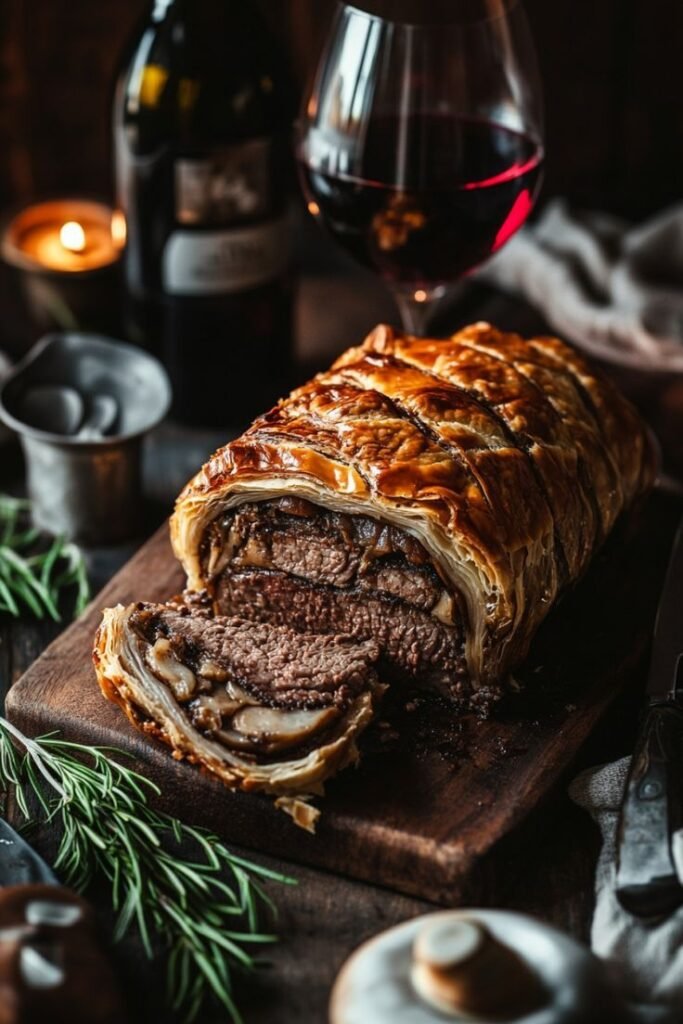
[6,496,676,904]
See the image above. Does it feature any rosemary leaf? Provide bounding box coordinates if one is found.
[11,527,40,548]
[0,575,19,617]
[0,718,294,1023]
[40,533,64,589]
[0,547,60,620]
[0,561,44,619]
[0,496,90,621]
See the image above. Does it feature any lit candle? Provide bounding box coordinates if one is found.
[2,199,123,274]
[0,198,125,345]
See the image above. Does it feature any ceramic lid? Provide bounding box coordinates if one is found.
[329,909,627,1024]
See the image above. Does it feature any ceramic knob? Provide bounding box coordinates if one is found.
[411,916,545,1018]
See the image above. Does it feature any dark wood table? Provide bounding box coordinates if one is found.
[1,270,681,1023]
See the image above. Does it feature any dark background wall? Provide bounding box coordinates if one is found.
[0,0,681,219]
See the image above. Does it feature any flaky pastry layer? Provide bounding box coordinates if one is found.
[171,322,654,692]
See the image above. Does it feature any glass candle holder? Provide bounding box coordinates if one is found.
[1,198,125,354]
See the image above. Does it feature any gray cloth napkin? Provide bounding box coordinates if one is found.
[570,758,683,1021]
[479,200,683,373]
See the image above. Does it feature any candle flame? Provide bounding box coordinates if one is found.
[60,221,86,253]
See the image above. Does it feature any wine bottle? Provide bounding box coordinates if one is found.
[113,0,295,427]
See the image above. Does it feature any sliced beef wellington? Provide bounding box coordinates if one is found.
[171,322,655,711]
[204,498,477,706]
[93,593,383,829]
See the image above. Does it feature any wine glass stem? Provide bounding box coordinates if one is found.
[393,286,446,336]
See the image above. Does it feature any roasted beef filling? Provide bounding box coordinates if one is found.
[128,596,381,760]
[201,498,468,700]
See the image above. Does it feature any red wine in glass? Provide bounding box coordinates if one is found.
[297,1,544,335]
[299,114,543,289]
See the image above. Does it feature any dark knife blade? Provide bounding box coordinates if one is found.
[0,817,57,888]
[616,517,683,918]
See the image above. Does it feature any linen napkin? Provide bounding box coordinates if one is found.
[479,200,683,374]
[569,758,683,1022]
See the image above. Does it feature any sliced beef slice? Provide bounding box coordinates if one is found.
[215,568,469,700]
[202,499,449,615]
[129,597,380,710]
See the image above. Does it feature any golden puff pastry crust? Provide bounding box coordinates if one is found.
[171,322,655,696]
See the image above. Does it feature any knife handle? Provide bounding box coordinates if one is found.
[616,702,683,918]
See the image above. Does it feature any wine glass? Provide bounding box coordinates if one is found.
[297,0,544,335]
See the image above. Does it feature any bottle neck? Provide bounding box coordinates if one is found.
[151,0,174,21]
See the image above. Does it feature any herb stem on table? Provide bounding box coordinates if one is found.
[0,717,295,1023]
[0,495,90,621]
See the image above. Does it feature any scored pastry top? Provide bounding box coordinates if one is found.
[172,322,655,690]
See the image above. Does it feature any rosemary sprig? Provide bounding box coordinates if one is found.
[0,717,295,1023]
[0,495,90,620]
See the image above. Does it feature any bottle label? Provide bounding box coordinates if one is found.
[175,140,272,225]
[162,218,289,295]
